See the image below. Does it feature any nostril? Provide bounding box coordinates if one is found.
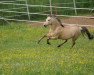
[44,25,46,27]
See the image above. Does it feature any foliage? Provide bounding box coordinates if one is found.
[0,0,94,21]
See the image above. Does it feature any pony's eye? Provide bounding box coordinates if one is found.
[48,20,50,21]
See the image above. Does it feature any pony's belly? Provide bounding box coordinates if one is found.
[58,34,72,40]
[58,26,81,40]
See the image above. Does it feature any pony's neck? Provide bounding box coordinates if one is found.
[50,20,61,31]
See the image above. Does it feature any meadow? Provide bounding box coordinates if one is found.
[0,23,94,75]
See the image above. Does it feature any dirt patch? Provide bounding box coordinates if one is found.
[31,22,43,27]
[31,17,94,27]
[63,17,94,25]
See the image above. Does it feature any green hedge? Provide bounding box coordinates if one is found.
[0,0,94,21]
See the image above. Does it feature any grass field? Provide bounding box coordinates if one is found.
[0,23,94,75]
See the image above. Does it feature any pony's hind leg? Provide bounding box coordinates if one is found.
[71,41,75,48]
[71,38,76,48]
[57,40,67,47]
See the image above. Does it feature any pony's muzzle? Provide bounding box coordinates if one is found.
[44,25,47,28]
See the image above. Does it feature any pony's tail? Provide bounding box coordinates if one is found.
[81,26,93,40]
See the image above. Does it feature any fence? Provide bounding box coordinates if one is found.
[0,0,94,26]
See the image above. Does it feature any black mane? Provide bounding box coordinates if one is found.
[55,17,64,27]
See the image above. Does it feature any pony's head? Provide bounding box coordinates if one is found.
[43,15,53,27]
[43,14,64,27]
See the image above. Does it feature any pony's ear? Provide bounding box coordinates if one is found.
[52,14,57,18]
[47,14,52,17]
[53,14,56,17]
[47,14,57,17]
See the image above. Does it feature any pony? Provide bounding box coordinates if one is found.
[38,15,93,48]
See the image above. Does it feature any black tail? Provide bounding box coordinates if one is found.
[81,26,93,40]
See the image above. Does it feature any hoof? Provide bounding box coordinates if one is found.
[37,41,40,44]
[47,43,51,45]
[57,45,61,47]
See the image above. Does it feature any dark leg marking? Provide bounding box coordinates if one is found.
[38,35,46,44]
[57,40,67,47]
[71,42,75,48]
[47,38,51,45]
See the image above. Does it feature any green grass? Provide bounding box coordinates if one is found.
[0,23,94,75]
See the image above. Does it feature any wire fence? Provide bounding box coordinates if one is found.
[0,0,94,27]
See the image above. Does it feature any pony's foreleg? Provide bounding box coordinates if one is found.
[47,38,51,45]
[57,40,67,47]
[47,36,58,45]
[38,35,47,44]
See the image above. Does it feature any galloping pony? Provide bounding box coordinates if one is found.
[38,15,93,48]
